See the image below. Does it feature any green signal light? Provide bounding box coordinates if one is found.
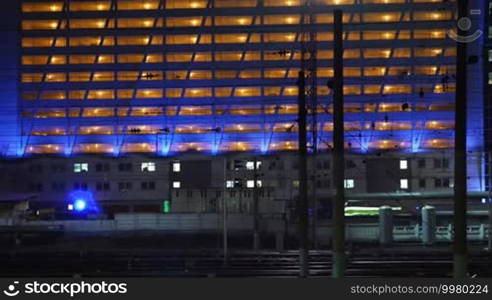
[163,200,171,213]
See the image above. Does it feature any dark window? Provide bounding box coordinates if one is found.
[209,199,217,211]
[346,160,356,169]
[141,182,148,190]
[419,179,426,188]
[418,159,426,168]
[186,190,193,198]
[141,182,154,190]
[442,158,450,169]
[316,161,330,169]
[50,164,65,173]
[434,178,442,188]
[73,182,80,190]
[200,190,207,198]
[443,178,450,187]
[233,160,245,170]
[81,182,88,190]
[234,178,242,188]
[51,182,65,191]
[118,163,132,172]
[96,163,110,172]
[216,190,221,198]
[118,182,132,191]
[434,158,442,168]
[97,182,110,191]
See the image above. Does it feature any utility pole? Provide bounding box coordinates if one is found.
[222,158,228,265]
[488,152,492,251]
[332,9,346,278]
[307,5,319,251]
[453,0,468,278]
[297,70,310,277]
[253,156,260,250]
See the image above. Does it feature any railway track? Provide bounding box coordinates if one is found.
[1,250,491,277]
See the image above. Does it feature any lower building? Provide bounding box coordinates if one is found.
[0,151,485,219]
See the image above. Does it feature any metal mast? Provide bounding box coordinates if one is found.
[304,0,319,249]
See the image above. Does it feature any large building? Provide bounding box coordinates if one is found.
[485,0,492,190]
[0,0,488,215]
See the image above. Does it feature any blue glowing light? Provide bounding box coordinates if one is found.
[74,199,87,211]
[67,190,100,214]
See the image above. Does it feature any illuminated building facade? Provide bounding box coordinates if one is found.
[16,0,481,156]
[484,0,492,190]
[0,0,488,214]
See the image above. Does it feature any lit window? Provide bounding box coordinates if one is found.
[22,20,62,30]
[264,0,300,7]
[173,181,181,189]
[70,1,111,11]
[246,161,262,170]
[22,2,64,12]
[247,180,262,188]
[172,162,181,172]
[141,162,156,172]
[166,0,207,9]
[226,180,235,188]
[70,19,113,29]
[74,163,89,173]
[118,0,160,10]
[400,160,408,170]
[344,179,354,189]
[215,0,257,7]
[400,179,409,189]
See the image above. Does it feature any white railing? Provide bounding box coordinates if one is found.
[345,224,489,243]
